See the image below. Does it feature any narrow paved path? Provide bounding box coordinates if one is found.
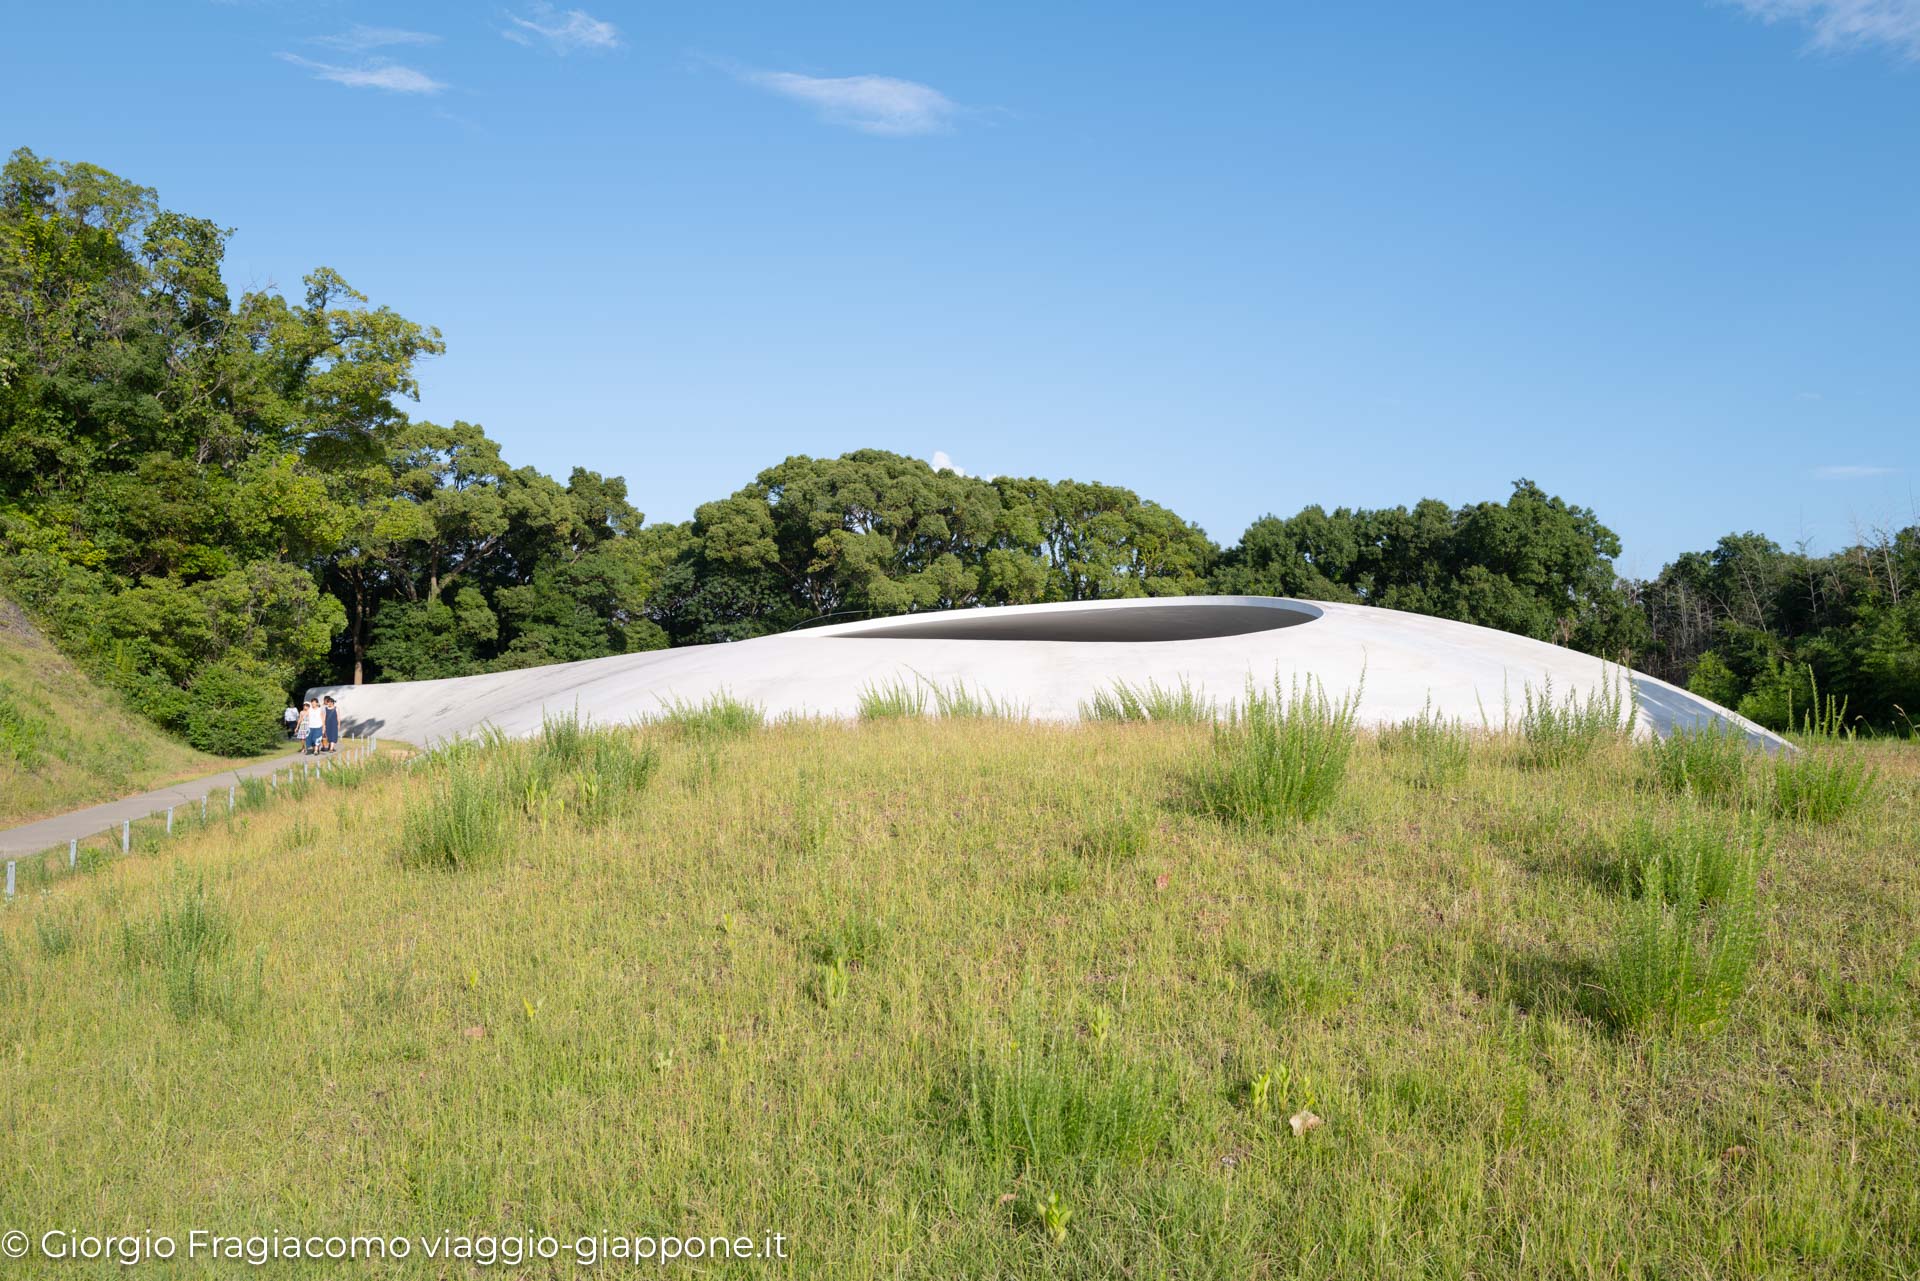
[0,748,319,857]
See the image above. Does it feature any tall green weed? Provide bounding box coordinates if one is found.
[1199,674,1359,829]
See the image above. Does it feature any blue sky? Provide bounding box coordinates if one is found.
[5,0,1916,574]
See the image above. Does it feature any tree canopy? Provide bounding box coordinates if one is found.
[1637,527,1918,731]
[1212,482,1646,653]
[3,146,1912,744]
[0,147,661,744]
[647,452,1215,643]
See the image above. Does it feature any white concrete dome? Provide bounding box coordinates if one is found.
[313,595,1786,750]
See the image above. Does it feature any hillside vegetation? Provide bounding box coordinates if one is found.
[1,710,1914,1278]
[0,598,270,827]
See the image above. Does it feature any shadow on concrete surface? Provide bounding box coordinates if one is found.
[1631,675,1788,752]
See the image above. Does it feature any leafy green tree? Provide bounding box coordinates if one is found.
[183,664,286,754]
[995,477,1213,601]
[1212,481,1642,655]
[1685,651,1742,708]
[12,145,1910,748]
[647,452,1215,639]
[0,149,447,723]
[366,591,497,682]
[1636,524,1919,728]
[1210,504,1364,602]
[319,424,662,682]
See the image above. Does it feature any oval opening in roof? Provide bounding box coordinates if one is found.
[827,599,1321,642]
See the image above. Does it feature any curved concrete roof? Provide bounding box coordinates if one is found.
[312,595,1787,751]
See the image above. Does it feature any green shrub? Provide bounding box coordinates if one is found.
[1199,674,1359,829]
[813,912,888,967]
[521,712,658,824]
[1619,810,1766,907]
[119,874,257,1023]
[860,675,1024,720]
[1606,820,1762,1034]
[114,667,192,737]
[589,729,657,792]
[1378,701,1472,789]
[655,691,765,739]
[402,761,512,870]
[534,707,594,769]
[1734,659,1816,733]
[1791,680,1852,739]
[1685,651,1742,709]
[1770,748,1876,823]
[926,678,1025,720]
[1742,665,1858,740]
[119,877,231,967]
[960,1016,1172,1173]
[1646,722,1749,802]
[858,678,927,721]
[35,912,77,958]
[182,664,284,755]
[1516,672,1632,769]
[572,732,658,824]
[1079,677,1215,724]
[236,776,270,810]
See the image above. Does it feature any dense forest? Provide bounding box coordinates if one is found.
[2,148,1914,752]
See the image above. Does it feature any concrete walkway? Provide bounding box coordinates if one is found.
[0,748,318,857]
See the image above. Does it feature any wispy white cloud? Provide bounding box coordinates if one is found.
[503,5,621,54]
[741,69,959,136]
[1724,0,1920,60]
[312,25,440,53]
[1814,464,1897,479]
[276,53,447,94]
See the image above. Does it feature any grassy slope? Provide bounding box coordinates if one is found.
[0,598,267,826]
[0,721,1915,1278]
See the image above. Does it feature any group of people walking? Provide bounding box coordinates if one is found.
[284,695,342,754]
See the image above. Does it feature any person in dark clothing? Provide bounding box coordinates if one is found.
[322,696,341,754]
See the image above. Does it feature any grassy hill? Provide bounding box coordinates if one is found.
[0,597,274,827]
[0,710,1914,1277]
